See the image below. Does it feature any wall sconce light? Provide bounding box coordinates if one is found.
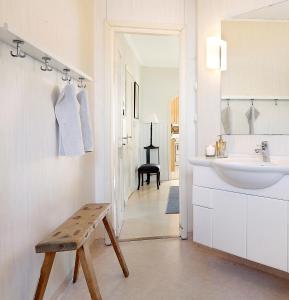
[206,37,227,71]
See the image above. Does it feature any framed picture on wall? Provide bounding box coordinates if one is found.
[134,81,139,119]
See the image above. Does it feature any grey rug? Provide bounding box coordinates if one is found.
[165,186,179,214]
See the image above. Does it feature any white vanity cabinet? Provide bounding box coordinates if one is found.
[192,186,213,247]
[247,196,287,271]
[191,163,289,272]
[212,190,247,258]
[193,205,212,247]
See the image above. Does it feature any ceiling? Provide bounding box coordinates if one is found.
[235,0,289,20]
[124,33,179,68]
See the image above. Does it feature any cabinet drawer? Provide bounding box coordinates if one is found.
[193,206,212,247]
[192,186,213,208]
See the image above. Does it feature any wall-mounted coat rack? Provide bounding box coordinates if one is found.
[0,23,93,86]
[221,97,289,107]
[222,97,289,101]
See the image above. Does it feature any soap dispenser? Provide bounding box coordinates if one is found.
[216,135,228,158]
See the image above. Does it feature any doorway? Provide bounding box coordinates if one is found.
[106,24,190,240]
[113,32,180,240]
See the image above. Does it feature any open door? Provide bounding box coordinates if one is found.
[113,42,138,236]
[124,68,136,199]
[113,49,126,236]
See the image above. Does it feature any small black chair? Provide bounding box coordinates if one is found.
[138,122,160,190]
[137,164,160,190]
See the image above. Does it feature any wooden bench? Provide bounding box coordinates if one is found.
[34,203,129,300]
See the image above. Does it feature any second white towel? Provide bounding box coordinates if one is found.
[246,105,260,135]
[77,89,94,152]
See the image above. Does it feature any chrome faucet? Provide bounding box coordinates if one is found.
[255,141,270,162]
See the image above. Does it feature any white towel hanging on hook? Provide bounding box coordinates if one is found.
[55,84,85,156]
[245,100,260,135]
[221,100,232,134]
[77,89,94,152]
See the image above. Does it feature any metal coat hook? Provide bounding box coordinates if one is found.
[251,99,254,106]
[10,40,26,58]
[40,56,52,71]
[62,68,71,82]
[274,99,278,106]
[78,77,86,88]
[226,99,230,107]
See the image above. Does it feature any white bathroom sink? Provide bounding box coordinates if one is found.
[211,157,289,189]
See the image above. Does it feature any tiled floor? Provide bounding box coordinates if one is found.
[61,238,289,300]
[119,180,180,240]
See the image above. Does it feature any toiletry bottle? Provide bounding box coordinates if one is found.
[215,140,220,157]
[217,135,227,158]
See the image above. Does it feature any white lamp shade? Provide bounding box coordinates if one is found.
[143,113,159,124]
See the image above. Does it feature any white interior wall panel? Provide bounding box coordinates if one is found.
[107,0,185,27]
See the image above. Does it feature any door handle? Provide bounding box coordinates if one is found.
[122,136,132,140]
[122,136,128,146]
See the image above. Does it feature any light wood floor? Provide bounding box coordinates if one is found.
[119,180,180,240]
[61,238,289,300]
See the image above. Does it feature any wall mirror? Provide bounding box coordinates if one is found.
[221,1,289,135]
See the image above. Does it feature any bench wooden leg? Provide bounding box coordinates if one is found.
[102,216,129,278]
[73,249,80,283]
[79,245,102,300]
[34,252,56,300]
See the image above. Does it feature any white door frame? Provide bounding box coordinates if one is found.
[104,22,191,239]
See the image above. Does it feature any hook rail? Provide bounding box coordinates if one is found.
[1,24,92,84]
[222,98,289,102]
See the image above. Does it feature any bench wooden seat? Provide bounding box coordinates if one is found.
[34,203,129,300]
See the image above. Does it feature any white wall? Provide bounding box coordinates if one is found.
[196,0,285,155]
[107,0,185,27]
[0,1,95,299]
[0,0,94,75]
[116,34,141,85]
[227,134,289,156]
[140,67,179,180]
